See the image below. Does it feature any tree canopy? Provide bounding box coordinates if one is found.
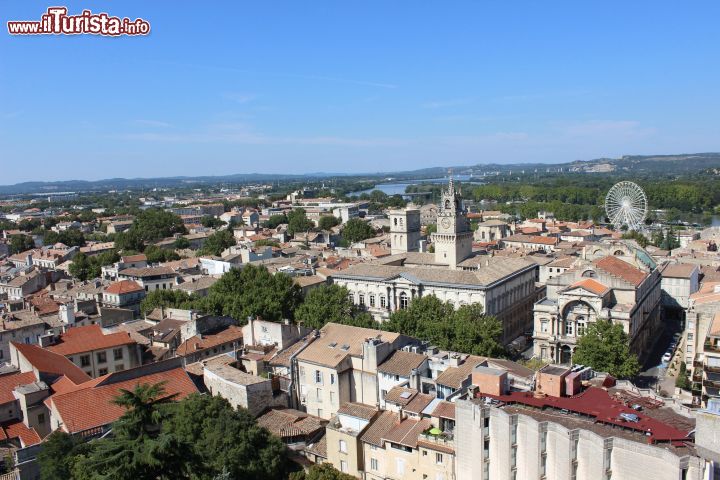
[38,383,292,480]
[318,215,341,231]
[290,463,357,480]
[572,320,640,379]
[341,218,375,244]
[384,296,505,357]
[287,209,315,237]
[198,230,236,256]
[44,228,86,247]
[9,234,35,254]
[69,250,120,281]
[115,209,186,252]
[295,284,379,330]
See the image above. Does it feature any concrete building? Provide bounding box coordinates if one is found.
[533,254,662,364]
[659,262,700,311]
[474,219,509,243]
[295,323,411,419]
[389,208,421,255]
[118,266,178,292]
[101,280,146,316]
[45,324,141,378]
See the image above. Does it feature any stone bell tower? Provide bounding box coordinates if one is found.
[432,176,473,268]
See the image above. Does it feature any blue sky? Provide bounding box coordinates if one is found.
[1,1,719,183]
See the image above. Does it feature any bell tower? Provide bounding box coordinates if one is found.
[432,176,473,268]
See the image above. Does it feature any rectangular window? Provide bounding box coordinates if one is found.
[316,388,322,401]
[315,370,323,384]
[380,296,386,308]
[396,458,405,475]
[565,321,573,336]
[330,373,335,385]
[369,294,375,307]
[435,453,443,465]
[359,293,365,306]
[340,460,347,473]
[370,458,378,470]
[38,413,45,424]
[80,355,91,367]
[98,368,108,376]
[687,333,694,341]
[339,439,347,453]
[541,321,548,333]
[330,391,335,404]
[113,348,123,360]
[97,351,107,363]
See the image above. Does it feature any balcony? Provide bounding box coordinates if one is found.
[705,342,720,354]
[419,430,455,450]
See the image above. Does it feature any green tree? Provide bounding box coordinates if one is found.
[37,431,87,480]
[265,214,289,229]
[675,362,691,390]
[318,215,341,230]
[9,234,35,254]
[68,252,99,281]
[173,237,191,249]
[294,284,379,330]
[44,228,86,247]
[201,216,226,228]
[384,296,505,357]
[198,230,236,256]
[115,209,187,252]
[144,245,181,263]
[572,321,640,379]
[165,394,290,480]
[287,209,314,237]
[342,218,375,244]
[71,383,195,480]
[199,264,302,321]
[292,463,357,480]
[140,289,195,316]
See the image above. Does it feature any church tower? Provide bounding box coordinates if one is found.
[432,176,473,268]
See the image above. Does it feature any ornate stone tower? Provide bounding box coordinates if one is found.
[389,208,421,254]
[432,177,473,268]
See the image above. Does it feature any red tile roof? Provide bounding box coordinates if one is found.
[568,278,610,296]
[175,326,243,357]
[594,256,647,287]
[3,420,41,446]
[49,365,198,433]
[46,324,136,356]
[105,280,144,295]
[11,342,91,385]
[0,372,37,405]
[478,387,690,443]
[121,254,147,263]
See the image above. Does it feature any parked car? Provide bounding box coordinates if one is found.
[619,413,640,423]
[662,351,673,363]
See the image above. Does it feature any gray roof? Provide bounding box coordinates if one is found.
[333,257,535,289]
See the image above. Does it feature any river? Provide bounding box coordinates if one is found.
[347,175,478,197]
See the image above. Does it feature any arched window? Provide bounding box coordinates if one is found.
[399,292,409,309]
[565,319,574,336]
[444,199,450,210]
[614,250,624,256]
[394,218,398,226]
[577,315,586,336]
[581,270,596,278]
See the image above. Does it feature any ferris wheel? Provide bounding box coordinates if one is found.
[605,181,648,230]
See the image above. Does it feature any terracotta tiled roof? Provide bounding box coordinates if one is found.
[49,364,198,433]
[118,266,176,278]
[431,401,456,420]
[46,324,136,356]
[503,234,559,246]
[0,372,37,405]
[359,410,397,447]
[269,334,314,368]
[435,355,487,389]
[660,263,699,279]
[593,256,647,287]
[297,323,401,369]
[11,342,91,385]
[377,350,426,378]
[2,420,41,447]
[256,408,326,439]
[384,386,418,406]
[121,254,147,263]
[336,402,378,421]
[175,326,243,357]
[382,416,432,448]
[105,280,144,295]
[403,392,435,415]
[567,278,610,296]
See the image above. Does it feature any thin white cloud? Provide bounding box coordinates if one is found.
[223,93,257,104]
[134,119,172,128]
[421,98,477,109]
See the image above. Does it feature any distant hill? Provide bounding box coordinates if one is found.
[2,152,719,195]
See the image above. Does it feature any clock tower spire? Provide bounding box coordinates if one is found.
[432,174,473,268]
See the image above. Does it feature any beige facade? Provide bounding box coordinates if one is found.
[455,399,705,480]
